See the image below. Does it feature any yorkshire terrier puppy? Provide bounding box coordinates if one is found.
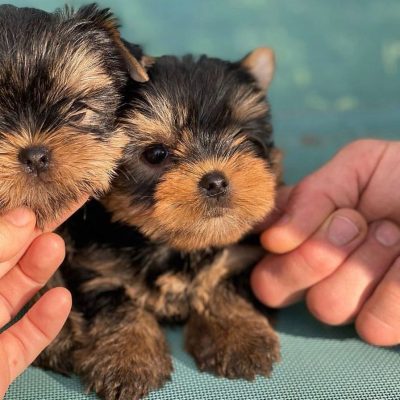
[38,47,282,400]
[0,4,148,227]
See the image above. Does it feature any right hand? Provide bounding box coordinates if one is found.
[252,139,400,346]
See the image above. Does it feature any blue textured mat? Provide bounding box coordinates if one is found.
[6,303,400,400]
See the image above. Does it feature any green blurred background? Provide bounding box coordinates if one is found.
[8,0,400,182]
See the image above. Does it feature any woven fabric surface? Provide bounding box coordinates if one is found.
[5,303,400,400]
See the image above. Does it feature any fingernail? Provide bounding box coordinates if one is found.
[328,215,360,246]
[375,221,400,247]
[3,208,33,227]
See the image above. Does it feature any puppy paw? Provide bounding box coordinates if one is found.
[76,346,173,400]
[186,314,280,380]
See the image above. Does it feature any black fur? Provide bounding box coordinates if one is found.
[0,4,129,139]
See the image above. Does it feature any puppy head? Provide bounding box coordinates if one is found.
[105,48,281,250]
[0,4,148,227]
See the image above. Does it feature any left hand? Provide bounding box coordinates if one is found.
[0,197,88,399]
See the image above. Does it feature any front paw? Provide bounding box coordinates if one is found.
[186,315,280,380]
[75,346,173,400]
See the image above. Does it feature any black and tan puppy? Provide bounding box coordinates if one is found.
[0,4,148,227]
[38,48,282,400]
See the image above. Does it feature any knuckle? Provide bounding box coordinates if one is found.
[296,244,337,278]
[342,139,382,155]
[306,287,351,326]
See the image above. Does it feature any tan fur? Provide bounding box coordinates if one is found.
[231,88,269,122]
[0,127,128,226]
[126,152,275,250]
[191,245,264,314]
[74,306,172,400]
[120,111,175,145]
[54,47,114,94]
[98,17,148,82]
[102,194,153,230]
[270,147,284,185]
[185,285,280,379]
[241,47,275,92]
[146,273,191,319]
[34,309,86,374]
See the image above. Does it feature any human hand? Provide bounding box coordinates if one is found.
[0,197,88,399]
[252,139,400,346]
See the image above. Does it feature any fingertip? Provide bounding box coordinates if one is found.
[36,232,66,259]
[3,207,36,228]
[19,233,66,281]
[306,287,351,326]
[36,287,72,319]
[260,222,300,254]
[44,195,89,232]
[251,257,300,308]
[355,312,399,347]
[0,208,37,263]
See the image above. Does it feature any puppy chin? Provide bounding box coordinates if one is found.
[154,215,256,251]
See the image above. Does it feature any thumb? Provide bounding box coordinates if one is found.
[0,208,36,263]
[261,140,386,254]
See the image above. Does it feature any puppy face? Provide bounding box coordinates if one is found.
[0,5,147,226]
[105,48,280,250]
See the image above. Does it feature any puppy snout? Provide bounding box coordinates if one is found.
[199,171,229,199]
[18,146,51,175]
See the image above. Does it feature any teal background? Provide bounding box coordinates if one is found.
[6,0,400,182]
[4,1,400,399]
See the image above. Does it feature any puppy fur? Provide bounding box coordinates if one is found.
[37,48,282,400]
[0,4,147,226]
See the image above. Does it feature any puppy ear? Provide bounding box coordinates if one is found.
[75,4,149,83]
[240,47,275,92]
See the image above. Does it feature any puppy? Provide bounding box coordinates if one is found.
[0,4,148,227]
[38,48,282,400]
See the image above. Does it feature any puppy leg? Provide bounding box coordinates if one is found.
[33,309,85,375]
[186,284,280,380]
[74,304,172,400]
[33,271,85,375]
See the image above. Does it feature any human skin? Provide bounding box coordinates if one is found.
[252,139,400,346]
[0,198,87,399]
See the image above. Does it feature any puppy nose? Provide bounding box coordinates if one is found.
[18,146,51,175]
[199,171,229,198]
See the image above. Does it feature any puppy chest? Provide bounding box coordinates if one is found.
[144,273,192,320]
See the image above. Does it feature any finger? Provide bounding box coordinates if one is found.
[251,208,368,307]
[307,220,400,325]
[261,139,388,254]
[0,208,36,268]
[253,186,293,232]
[43,195,89,232]
[0,233,65,327]
[356,256,400,346]
[0,209,36,270]
[0,287,71,382]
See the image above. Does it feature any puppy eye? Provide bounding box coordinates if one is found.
[142,144,169,165]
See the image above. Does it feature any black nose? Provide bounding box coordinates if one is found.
[199,171,229,199]
[18,146,51,175]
